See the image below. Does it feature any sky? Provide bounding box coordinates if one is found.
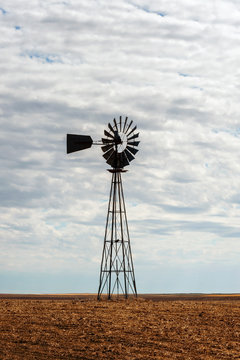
[1,0,240,294]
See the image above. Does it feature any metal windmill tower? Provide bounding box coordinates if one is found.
[66,116,140,299]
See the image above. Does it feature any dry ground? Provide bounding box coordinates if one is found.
[0,294,240,359]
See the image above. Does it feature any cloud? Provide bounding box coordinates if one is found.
[1,0,240,292]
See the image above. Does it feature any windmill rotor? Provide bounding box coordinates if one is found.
[101,116,140,169]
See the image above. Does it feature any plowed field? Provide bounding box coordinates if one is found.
[0,294,240,359]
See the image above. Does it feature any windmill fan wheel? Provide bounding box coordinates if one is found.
[101,116,140,169]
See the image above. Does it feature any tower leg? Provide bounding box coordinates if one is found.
[97,170,137,300]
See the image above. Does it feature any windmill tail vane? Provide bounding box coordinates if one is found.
[66,116,140,299]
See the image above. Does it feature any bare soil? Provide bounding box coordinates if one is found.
[0,294,240,359]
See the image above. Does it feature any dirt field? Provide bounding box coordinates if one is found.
[0,294,240,359]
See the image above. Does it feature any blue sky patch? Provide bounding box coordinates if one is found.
[179,72,190,77]
[45,57,54,63]
[143,7,165,16]
[191,85,203,91]
[0,7,7,14]
[132,3,166,17]
[27,52,62,64]
[15,26,21,30]
[212,127,240,138]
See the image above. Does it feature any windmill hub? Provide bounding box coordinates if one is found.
[117,132,128,152]
[66,116,140,299]
[113,131,122,145]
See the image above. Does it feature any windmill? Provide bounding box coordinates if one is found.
[66,116,140,299]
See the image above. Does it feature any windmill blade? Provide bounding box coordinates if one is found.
[117,152,129,168]
[106,150,117,167]
[104,129,114,139]
[119,116,122,132]
[127,132,139,141]
[107,157,115,167]
[101,144,113,153]
[113,118,118,132]
[107,158,117,168]
[127,125,137,137]
[116,153,123,168]
[124,120,133,134]
[127,141,140,147]
[124,148,135,162]
[123,117,128,132]
[102,138,114,144]
[122,152,130,167]
[108,123,115,134]
[126,145,139,155]
[103,148,114,160]
[66,134,93,154]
